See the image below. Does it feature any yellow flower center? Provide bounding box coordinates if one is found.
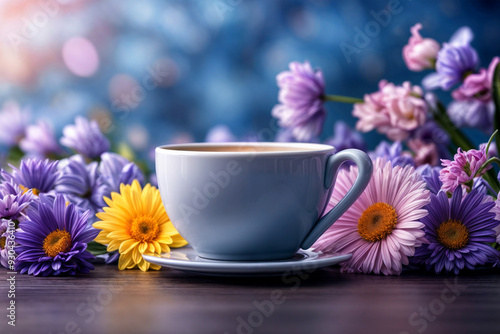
[0,236,5,249]
[130,215,159,242]
[357,202,398,242]
[20,185,40,196]
[437,219,469,250]
[43,229,72,257]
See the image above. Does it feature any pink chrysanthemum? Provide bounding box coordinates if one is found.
[353,80,427,141]
[313,158,430,275]
[439,146,490,194]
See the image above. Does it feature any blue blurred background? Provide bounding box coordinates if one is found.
[1,0,499,162]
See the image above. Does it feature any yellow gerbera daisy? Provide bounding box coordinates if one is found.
[93,180,187,271]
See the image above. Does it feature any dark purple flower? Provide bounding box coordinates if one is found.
[19,121,65,158]
[369,141,414,168]
[0,101,29,147]
[271,61,326,142]
[14,194,98,276]
[412,120,450,159]
[2,158,61,196]
[60,116,110,159]
[325,121,366,152]
[423,27,479,91]
[99,152,144,193]
[413,189,499,274]
[56,155,108,219]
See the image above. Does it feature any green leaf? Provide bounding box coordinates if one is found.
[492,61,500,156]
[86,241,109,256]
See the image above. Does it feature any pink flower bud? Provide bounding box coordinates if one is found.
[403,23,440,72]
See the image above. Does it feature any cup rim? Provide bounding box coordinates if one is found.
[156,142,335,156]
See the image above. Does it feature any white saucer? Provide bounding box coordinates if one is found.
[142,246,352,276]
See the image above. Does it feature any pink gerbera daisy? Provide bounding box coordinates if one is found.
[313,158,430,275]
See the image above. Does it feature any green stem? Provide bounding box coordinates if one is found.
[323,94,364,104]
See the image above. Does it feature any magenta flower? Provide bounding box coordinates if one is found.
[0,101,30,147]
[271,61,326,142]
[353,80,427,141]
[452,57,500,102]
[403,23,440,72]
[439,146,491,193]
[313,158,430,275]
[19,121,64,158]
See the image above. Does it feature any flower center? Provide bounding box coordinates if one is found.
[0,236,5,249]
[357,202,398,242]
[43,229,72,257]
[20,185,40,196]
[437,219,469,250]
[130,215,159,242]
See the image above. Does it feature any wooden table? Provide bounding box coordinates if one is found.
[2,264,500,334]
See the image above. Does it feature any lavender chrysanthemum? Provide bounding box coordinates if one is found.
[0,182,34,221]
[19,121,64,158]
[413,189,499,274]
[56,155,108,219]
[423,27,479,91]
[2,158,61,196]
[60,116,110,159]
[271,61,326,142]
[99,152,144,193]
[369,141,414,168]
[0,101,29,146]
[325,121,366,152]
[14,195,98,276]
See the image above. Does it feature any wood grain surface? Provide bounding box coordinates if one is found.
[1,264,500,334]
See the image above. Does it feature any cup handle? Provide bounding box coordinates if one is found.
[301,149,373,249]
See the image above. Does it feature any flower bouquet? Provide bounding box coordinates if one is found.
[2,23,500,277]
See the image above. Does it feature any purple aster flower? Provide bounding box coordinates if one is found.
[60,116,110,159]
[271,61,326,142]
[447,100,495,132]
[99,152,144,193]
[14,194,98,276]
[205,125,236,142]
[0,182,34,221]
[0,101,29,146]
[416,165,443,195]
[413,189,499,274]
[325,121,366,152]
[369,141,415,167]
[440,146,491,193]
[423,27,479,91]
[56,155,108,220]
[19,121,65,158]
[2,158,61,196]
